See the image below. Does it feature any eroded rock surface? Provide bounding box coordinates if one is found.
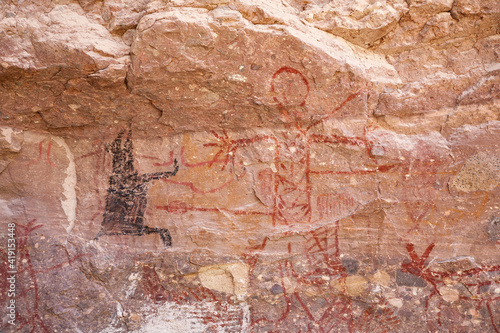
[0,0,499,332]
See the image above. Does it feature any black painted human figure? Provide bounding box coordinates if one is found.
[95,130,179,247]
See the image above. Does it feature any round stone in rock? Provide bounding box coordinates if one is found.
[270,283,284,294]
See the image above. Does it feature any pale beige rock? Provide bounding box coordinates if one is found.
[443,100,500,136]
[0,127,23,152]
[331,275,368,296]
[388,297,403,308]
[346,275,369,296]
[0,5,129,69]
[371,270,391,286]
[199,267,235,294]
[438,286,460,302]
[302,0,408,46]
[409,0,454,13]
[127,6,400,131]
[198,262,250,297]
[210,6,245,27]
[103,0,150,33]
[234,0,298,25]
[430,256,478,273]
[281,276,298,293]
[451,0,499,17]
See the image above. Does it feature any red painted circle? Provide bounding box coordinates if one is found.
[270,66,310,108]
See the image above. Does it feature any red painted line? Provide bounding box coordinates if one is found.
[310,164,397,175]
[137,154,160,160]
[27,141,43,167]
[75,151,100,160]
[178,147,228,168]
[294,292,315,321]
[160,177,235,194]
[308,88,364,130]
[487,302,500,333]
[46,141,57,168]
[34,253,88,274]
[156,204,271,216]
[152,151,176,167]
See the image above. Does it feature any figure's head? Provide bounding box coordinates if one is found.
[271,66,310,120]
[106,131,124,155]
[105,131,134,172]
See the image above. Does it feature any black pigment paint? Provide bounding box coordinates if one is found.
[95,130,179,247]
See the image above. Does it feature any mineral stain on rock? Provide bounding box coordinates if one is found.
[95,130,179,247]
[450,152,500,192]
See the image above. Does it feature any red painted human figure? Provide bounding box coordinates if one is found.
[202,66,393,228]
[156,67,399,331]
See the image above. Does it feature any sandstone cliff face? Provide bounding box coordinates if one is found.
[0,1,499,332]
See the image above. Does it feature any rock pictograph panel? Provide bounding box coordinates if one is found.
[0,0,499,332]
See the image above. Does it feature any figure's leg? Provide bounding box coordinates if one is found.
[94,230,104,241]
[142,226,172,247]
[94,227,172,247]
[159,228,172,247]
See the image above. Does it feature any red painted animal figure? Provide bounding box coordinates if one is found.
[245,224,400,332]
[401,242,500,332]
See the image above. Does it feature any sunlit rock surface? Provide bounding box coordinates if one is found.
[0,0,499,332]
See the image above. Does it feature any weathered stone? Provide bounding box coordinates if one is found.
[0,127,23,152]
[388,297,403,308]
[396,269,428,287]
[270,283,283,295]
[430,256,478,273]
[301,0,409,47]
[331,275,369,297]
[1,0,500,331]
[341,258,359,275]
[450,152,500,192]
[371,270,391,286]
[439,286,460,303]
[198,262,250,297]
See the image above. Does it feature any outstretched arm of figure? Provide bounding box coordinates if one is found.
[308,134,400,174]
[309,133,371,149]
[141,159,179,183]
[307,88,364,130]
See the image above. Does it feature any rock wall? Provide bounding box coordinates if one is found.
[0,0,499,332]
